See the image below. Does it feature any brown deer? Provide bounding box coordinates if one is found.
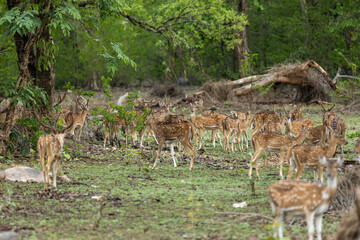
[262,117,287,134]
[147,114,195,170]
[327,116,347,156]
[306,125,330,146]
[222,111,242,152]
[190,103,222,149]
[236,111,251,151]
[33,104,74,190]
[285,114,314,137]
[249,126,308,179]
[318,101,336,125]
[250,110,280,135]
[269,156,344,240]
[287,131,348,182]
[61,98,89,141]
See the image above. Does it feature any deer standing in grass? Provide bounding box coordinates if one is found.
[269,156,344,240]
[222,111,242,152]
[318,101,346,155]
[287,131,348,182]
[236,111,250,151]
[249,126,308,179]
[148,113,195,170]
[190,103,222,149]
[60,97,89,141]
[33,104,74,190]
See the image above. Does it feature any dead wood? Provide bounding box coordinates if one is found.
[228,60,336,103]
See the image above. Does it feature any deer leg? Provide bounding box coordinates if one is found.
[315,215,323,240]
[287,154,295,180]
[46,157,53,190]
[198,129,204,149]
[217,130,222,147]
[212,129,217,147]
[170,143,177,169]
[279,150,286,179]
[52,158,58,189]
[236,131,242,152]
[295,164,304,181]
[181,139,195,171]
[244,131,248,150]
[230,131,235,152]
[152,140,164,169]
[139,128,145,147]
[249,149,262,179]
[223,130,228,151]
[274,209,284,239]
[40,152,47,191]
[77,125,83,141]
[305,210,315,240]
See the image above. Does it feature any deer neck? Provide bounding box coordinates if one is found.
[325,137,337,157]
[324,176,337,201]
[292,131,306,145]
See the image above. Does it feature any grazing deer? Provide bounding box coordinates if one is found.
[287,131,348,182]
[249,126,308,179]
[236,111,251,151]
[147,114,195,170]
[269,156,344,240]
[250,110,280,135]
[190,103,222,149]
[33,104,74,190]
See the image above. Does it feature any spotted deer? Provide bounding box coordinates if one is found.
[61,98,89,141]
[249,126,308,179]
[33,104,74,190]
[262,117,287,134]
[318,101,336,125]
[269,156,344,240]
[236,111,251,151]
[147,114,195,170]
[250,110,281,135]
[222,111,242,152]
[287,131,348,182]
[285,115,314,138]
[306,125,330,146]
[190,103,222,149]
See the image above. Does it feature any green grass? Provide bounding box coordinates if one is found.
[1,106,358,239]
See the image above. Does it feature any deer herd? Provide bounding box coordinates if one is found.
[32,93,357,239]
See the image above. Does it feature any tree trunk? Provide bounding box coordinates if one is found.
[234,0,250,78]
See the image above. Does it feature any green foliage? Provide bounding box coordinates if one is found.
[0,6,41,36]
[257,82,275,95]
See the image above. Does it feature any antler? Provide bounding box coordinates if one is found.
[32,103,57,134]
[53,91,68,108]
[317,100,326,112]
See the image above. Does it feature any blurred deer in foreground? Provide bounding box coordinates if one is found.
[249,126,308,179]
[269,156,344,240]
[287,130,348,182]
[33,104,74,191]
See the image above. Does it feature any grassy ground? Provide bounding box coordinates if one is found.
[1,104,359,240]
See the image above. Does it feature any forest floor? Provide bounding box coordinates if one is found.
[1,87,360,240]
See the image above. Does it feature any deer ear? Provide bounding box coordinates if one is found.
[318,155,327,166]
[337,156,344,167]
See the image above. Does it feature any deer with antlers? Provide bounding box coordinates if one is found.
[249,126,308,179]
[262,116,287,134]
[269,156,344,240]
[147,113,195,170]
[287,130,348,182]
[318,101,346,155]
[33,104,74,190]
